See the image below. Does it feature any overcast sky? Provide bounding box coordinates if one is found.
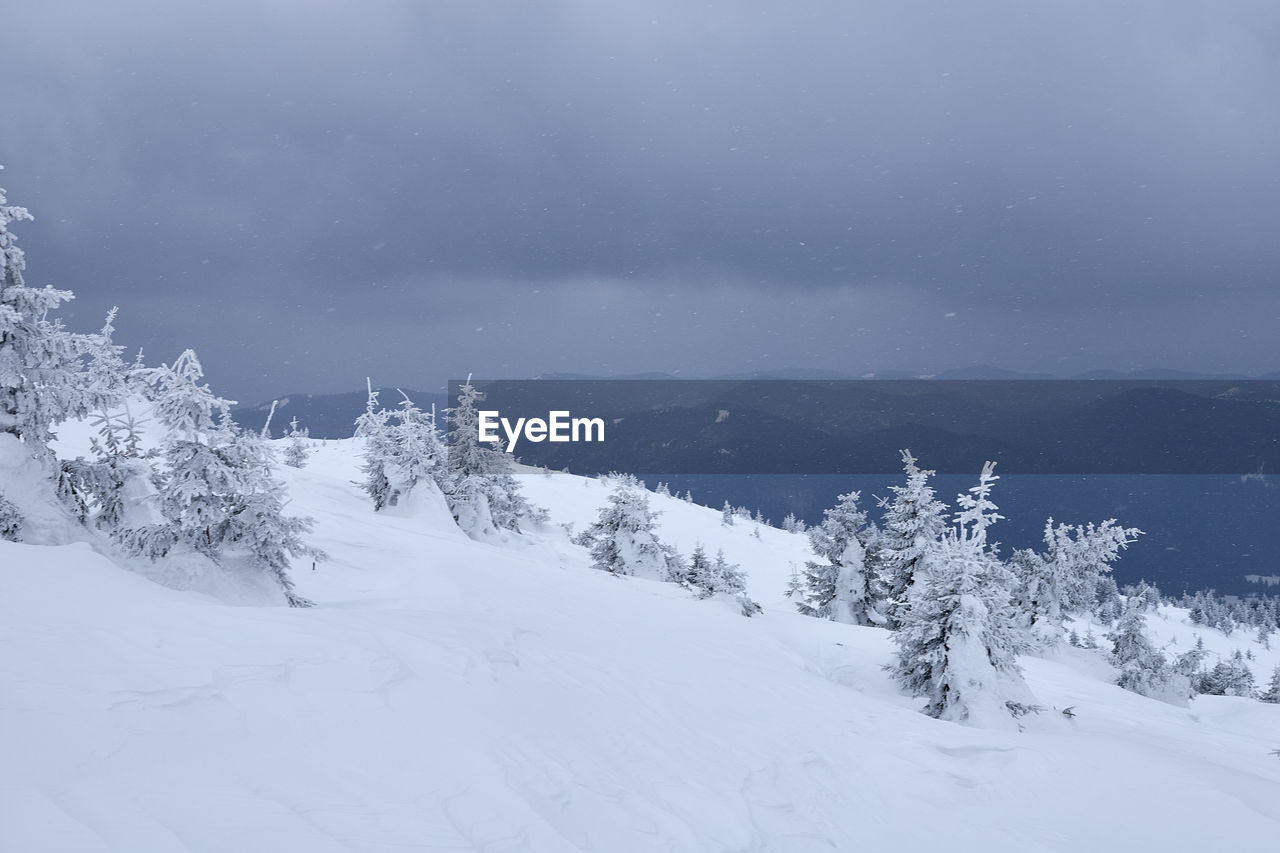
[2,1,1279,402]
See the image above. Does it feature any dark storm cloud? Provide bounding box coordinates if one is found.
[2,1,1279,401]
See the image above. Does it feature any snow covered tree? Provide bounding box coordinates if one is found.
[56,403,154,534]
[689,546,737,596]
[575,480,672,579]
[1260,665,1280,704]
[1197,651,1256,698]
[721,501,735,525]
[791,490,880,625]
[442,379,540,537]
[1175,636,1209,684]
[117,351,321,607]
[1013,518,1142,650]
[354,385,395,509]
[890,462,1037,726]
[679,542,712,589]
[0,490,20,541]
[283,417,310,469]
[875,449,947,629]
[682,543,761,615]
[1109,604,1187,704]
[354,384,446,512]
[1093,575,1122,626]
[1138,581,1162,612]
[0,173,125,465]
[782,512,805,534]
[708,549,761,615]
[54,308,150,532]
[1224,651,1257,697]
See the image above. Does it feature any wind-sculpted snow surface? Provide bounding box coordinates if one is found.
[2,442,1279,851]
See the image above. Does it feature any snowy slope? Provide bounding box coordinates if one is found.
[2,440,1279,852]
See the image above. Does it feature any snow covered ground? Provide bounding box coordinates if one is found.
[2,439,1279,851]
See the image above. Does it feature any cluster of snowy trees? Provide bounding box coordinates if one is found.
[1082,579,1280,701]
[787,451,1145,724]
[1067,585,1280,703]
[721,501,768,527]
[1176,589,1280,638]
[575,475,761,616]
[652,481,693,503]
[786,450,1280,718]
[1,173,320,605]
[355,378,544,538]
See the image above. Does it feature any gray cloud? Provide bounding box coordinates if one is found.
[3,1,1279,401]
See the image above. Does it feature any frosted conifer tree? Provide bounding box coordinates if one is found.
[1175,636,1209,682]
[790,491,880,625]
[575,480,671,579]
[354,384,446,512]
[1260,665,1280,704]
[890,462,1037,725]
[283,417,310,468]
[1223,651,1257,697]
[443,379,539,537]
[1,172,125,465]
[1109,604,1187,704]
[710,549,761,615]
[679,542,760,615]
[1094,575,1122,625]
[53,307,148,534]
[1012,518,1142,650]
[354,383,395,508]
[117,351,321,607]
[782,513,806,534]
[57,403,154,533]
[1044,514,1146,607]
[681,542,712,589]
[1197,651,1256,697]
[0,490,20,541]
[81,307,141,410]
[875,450,947,629]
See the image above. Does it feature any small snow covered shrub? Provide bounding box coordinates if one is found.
[283,417,311,468]
[679,543,761,615]
[0,491,22,541]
